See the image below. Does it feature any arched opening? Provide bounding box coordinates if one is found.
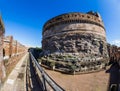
[110,84,118,91]
[3,48,5,57]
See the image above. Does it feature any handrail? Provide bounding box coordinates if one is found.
[30,52,65,91]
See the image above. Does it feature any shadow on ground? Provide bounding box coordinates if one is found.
[106,63,120,91]
[26,56,43,91]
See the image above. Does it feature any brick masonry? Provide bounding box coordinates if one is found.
[0,17,6,82]
[0,17,27,83]
[3,36,27,59]
[42,11,109,73]
[107,44,120,65]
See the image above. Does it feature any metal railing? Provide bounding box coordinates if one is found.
[30,52,65,91]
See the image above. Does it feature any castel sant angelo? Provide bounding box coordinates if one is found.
[41,11,109,73]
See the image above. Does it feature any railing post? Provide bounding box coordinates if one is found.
[42,73,47,91]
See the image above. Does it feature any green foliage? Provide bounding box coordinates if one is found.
[69,65,76,72]
[38,59,43,63]
[41,57,47,61]
[67,55,73,58]
[57,55,63,59]
[35,47,42,52]
[50,61,55,68]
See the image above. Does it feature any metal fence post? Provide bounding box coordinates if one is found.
[42,72,47,91]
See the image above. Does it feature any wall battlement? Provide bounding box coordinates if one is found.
[43,12,104,34]
[3,36,27,59]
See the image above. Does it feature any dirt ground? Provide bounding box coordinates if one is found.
[45,68,110,91]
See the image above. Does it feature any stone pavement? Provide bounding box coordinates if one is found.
[1,53,28,91]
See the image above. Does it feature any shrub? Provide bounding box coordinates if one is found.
[69,65,77,74]
[50,61,55,70]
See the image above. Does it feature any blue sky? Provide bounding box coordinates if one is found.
[0,0,120,47]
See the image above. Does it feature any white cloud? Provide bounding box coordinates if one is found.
[111,40,120,46]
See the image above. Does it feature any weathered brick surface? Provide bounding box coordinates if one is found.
[17,42,26,54]
[3,36,13,59]
[0,16,27,83]
[0,17,4,61]
[12,40,17,56]
[42,11,109,73]
[3,36,27,59]
[107,44,120,65]
[0,17,6,82]
[42,12,108,56]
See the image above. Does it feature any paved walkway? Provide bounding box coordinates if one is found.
[1,53,28,91]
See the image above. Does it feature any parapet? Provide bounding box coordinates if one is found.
[0,16,5,35]
[43,11,104,34]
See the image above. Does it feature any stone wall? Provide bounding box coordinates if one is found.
[3,36,13,59]
[0,16,27,83]
[42,11,109,73]
[107,44,120,65]
[0,17,6,82]
[43,33,108,57]
[42,12,108,57]
[43,11,104,33]
[12,40,17,56]
[17,42,26,54]
[3,36,27,59]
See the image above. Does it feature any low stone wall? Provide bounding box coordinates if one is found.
[1,52,26,85]
[38,55,108,74]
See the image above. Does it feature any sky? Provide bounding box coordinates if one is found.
[0,0,120,47]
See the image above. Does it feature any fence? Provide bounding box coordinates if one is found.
[30,52,64,91]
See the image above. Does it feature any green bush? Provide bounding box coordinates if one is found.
[50,61,55,67]
[37,59,43,64]
[69,65,77,74]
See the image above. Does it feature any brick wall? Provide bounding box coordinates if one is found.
[3,36,27,59]
[107,44,120,66]
[3,36,13,59]
[16,42,26,54]
[0,17,6,83]
[12,40,17,56]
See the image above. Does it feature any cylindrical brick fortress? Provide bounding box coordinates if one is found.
[42,11,109,73]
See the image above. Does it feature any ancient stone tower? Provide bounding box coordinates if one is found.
[42,11,109,72]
